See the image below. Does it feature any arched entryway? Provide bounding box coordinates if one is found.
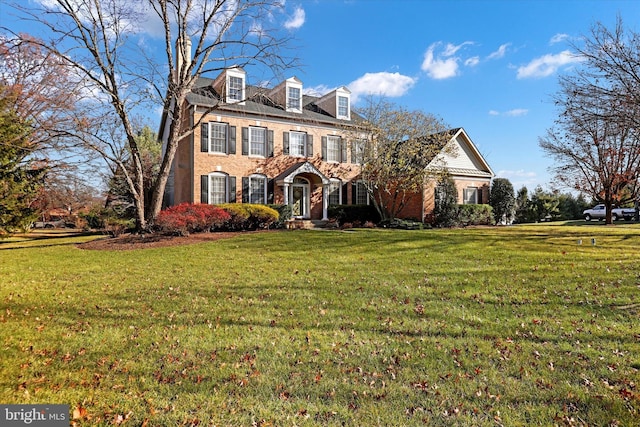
[275,161,330,220]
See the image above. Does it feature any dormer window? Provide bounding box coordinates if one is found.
[338,95,349,119]
[287,86,301,111]
[228,76,243,101]
[225,68,246,104]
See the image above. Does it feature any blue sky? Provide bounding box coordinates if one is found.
[2,0,638,192]
[282,0,639,191]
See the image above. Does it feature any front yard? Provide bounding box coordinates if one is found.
[1,224,638,425]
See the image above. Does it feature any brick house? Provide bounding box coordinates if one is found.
[160,67,494,223]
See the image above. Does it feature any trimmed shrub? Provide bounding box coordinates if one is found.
[217,203,279,231]
[155,203,231,235]
[328,204,380,226]
[267,204,292,229]
[456,204,494,226]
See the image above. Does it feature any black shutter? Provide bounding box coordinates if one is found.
[351,182,357,205]
[200,175,209,203]
[307,134,313,157]
[229,176,236,203]
[242,177,249,203]
[321,136,327,161]
[242,127,249,155]
[340,137,347,163]
[267,179,274,204]
[200,122,208,152]
[342,182,348,205]
[283,132,289,155]
[267,129,274,157]
[228,126,236,154]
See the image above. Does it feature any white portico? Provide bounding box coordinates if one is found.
[275,161,330,220]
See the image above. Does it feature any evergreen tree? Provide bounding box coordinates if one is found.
[0,87,47,235]
[433,175,458,227]
[489,178,516,224]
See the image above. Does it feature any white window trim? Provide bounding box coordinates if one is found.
[209,122,227,154]
[464,187,478,204]
[286,83,302,113]
[328,179,342,206]
[249,126,266,158]
[337,95,350,120]
[248,174,267,204]
[326,135,341,163]
[226,69,246,105]
[209,172,230,204]
[289,131,306,157]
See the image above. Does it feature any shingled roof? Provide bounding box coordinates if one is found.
[186,77,364,126]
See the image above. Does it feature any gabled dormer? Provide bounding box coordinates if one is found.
[269,77,303,113]
[212,67,246,105]
[315,86,351,120]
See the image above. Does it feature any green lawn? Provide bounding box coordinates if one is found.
[1,224,639,426]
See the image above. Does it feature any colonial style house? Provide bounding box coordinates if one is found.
[160,67,494,223]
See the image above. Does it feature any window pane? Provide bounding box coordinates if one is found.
[229,76,243,101]
[353,140,365,164]
[288,87,301,110]
[210,123,226,153]
[338,96,349,117]
[464,188,478,204]
[328,181,341,205]
[250,127,265,157]
[327,136,340,162]
[356,182,368,205]
[249,176,266,204]
[290,132,305,157]
[210,175,226,204]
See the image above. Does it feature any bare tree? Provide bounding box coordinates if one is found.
[6,0,296,231]
[352,98,451,221]
[540,18,640,224]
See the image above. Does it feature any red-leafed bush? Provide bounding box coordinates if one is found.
[155,203,231,236]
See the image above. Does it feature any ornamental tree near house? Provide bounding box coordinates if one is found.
[540,18,640,224]
[352,98,451,222]
[7,0,297,231]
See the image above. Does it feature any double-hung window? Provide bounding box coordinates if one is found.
[351,140,365,164]
[326,136,341,162]
[250,127,266,157]
[338,96,349,119]
[210,123,227,153]
[228,76,244,102]
[289,132,306,157]
[464,187,478,204]
[328,179,342,206]
[243,174,267,204]
[210,174,227,204]
[201,172,235,204]
[354,181,369,205]
[288,86,301,111]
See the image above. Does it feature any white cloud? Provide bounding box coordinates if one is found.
[550,33,570,45]
[489,109,529,117]
[421,41,474,79]
[517,50,582,79]
[497,169,539,188]
[505,108,529,117]
[487,43,510,60]
[465,56,480,67]
[284,6,305,29]
[348,72,417,103]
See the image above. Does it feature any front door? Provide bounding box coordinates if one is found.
[291,178,310,218]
